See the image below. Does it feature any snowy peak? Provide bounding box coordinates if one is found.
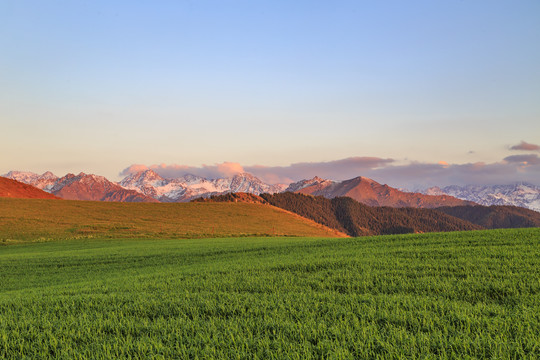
[285,176,335,192]
[120,170,166,188]
[118,170,175,201]
[424,186,444,196]
[178,174,205,184]
[229,172,284,194]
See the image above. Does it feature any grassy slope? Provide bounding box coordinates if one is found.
[1,229,539,359]
[0,198,343,243]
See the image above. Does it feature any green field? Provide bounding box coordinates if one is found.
[1,228,539,359]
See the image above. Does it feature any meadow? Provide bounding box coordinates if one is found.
[0,198,342,243]
[1,228,539,359]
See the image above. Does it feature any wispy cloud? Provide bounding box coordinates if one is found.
[364,160,540,190]
[510,141,540,152]
[503,154,540,166]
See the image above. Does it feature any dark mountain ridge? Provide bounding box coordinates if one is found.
[436,205,540,229]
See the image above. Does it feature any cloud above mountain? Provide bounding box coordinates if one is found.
[120,162,246,180]
[245,157,395,184]
[503,154,540,166]
[510,141,540,152]
[120,154,540,190]
[120,157,394,184]
[365,160,540,189]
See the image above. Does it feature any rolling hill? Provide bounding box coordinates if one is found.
[0,198,344,243]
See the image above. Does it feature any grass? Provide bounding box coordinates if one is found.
[0,198,343,243]
[1,228,539,359]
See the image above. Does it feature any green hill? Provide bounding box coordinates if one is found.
[0,198,343,243]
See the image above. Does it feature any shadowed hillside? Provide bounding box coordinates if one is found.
[436,205,540,229]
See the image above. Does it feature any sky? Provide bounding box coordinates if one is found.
[1,0,539,189]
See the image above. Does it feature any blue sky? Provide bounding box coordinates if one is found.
[1,1,539,187]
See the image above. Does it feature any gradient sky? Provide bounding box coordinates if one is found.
[2,1,539,187]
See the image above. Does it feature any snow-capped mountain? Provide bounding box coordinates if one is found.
[4,171,58,192]
[285,176,336,193]
[286,176,475,208]
[3,171,156,202]
[51,172,157,202]
[119,170,286,202]
[8,168,537,211]
[423,183,540,212]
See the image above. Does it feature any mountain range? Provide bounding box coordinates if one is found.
[3,170,540,213]
[423,184,540,212]
[4,171,156,203]
[4,170,468,208]
[286,176,474,208]
[118,170,286,202]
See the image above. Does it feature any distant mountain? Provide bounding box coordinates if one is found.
[424,184,540,212]
[0,177,59,199]
[119,169,286,202]
[286,176,475,208]
[4,171,157,202]
[199,192,482,236]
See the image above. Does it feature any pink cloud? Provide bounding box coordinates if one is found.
[364,160,540,190]
[216,162,245,177]
[120,162,244,179]
[510,141,540,152]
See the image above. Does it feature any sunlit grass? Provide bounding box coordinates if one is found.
[0,198,341,243]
